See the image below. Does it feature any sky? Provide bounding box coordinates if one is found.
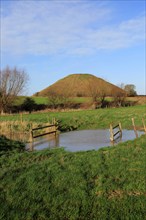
[0,0,146,95]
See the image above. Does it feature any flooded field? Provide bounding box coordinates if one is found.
[26,129,144,152]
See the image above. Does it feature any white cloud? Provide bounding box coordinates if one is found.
[86,15,145,50]
[1,1,145,56]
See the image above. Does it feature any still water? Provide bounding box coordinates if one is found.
[26,129,144,152]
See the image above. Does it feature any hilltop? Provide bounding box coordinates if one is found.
[35,73,125,97]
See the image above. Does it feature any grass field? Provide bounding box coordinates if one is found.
[14,96,92,106]
[1,105,146,219]
[13,95,146,108]
[0,135,146,219]
[14,96,49,105]
[1,105,146,132]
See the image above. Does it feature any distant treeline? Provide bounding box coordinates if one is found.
[7,96,138,114]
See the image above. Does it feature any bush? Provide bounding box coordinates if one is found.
[21,97,37,113]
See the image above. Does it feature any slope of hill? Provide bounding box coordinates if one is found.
[35,73,125,97]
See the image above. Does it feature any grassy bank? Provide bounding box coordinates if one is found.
[0,136,25,155]
[0,135,146,219]
[1,105,146,131]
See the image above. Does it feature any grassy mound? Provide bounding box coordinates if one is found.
[0,135,146,219]
[37,73,125,97]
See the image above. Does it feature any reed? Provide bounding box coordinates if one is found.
[0,120,56,142]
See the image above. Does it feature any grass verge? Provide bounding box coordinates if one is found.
[1,105,146,131]
[0,135,146,219]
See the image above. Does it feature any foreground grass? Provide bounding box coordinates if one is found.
[1,105,146,131]
[0,136,25,155]
[0,135,146,219]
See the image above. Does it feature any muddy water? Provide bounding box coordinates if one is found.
[26,129,144,152]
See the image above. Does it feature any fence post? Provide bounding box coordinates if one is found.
[142,118,146,134]
[20,113,23,124]
[110,122,122,142]
[119,122,122,138]
[29,123,33,142]
[9,123,11,139]
[110,124,114,142]
[132,118,138,138]
[55,118,58,137]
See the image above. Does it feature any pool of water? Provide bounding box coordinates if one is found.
[26,129,144,152]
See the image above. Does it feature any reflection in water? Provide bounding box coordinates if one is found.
[26,135,59,151]
[26,129,144,152]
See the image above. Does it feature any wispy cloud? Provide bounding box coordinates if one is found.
[1,1,145,56]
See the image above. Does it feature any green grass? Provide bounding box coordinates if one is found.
[1,105,146,132]
[14,96,27,105]
[0,135,146,219]
[32,96,49,105]
[14,96,49,106]
[0,136,25,155]
[33,96,91,105]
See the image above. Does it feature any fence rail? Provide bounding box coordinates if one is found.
[30,123,57,142]
[0,118,58,143]
[110,122,122,142]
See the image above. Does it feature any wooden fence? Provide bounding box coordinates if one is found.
[142,118,146,133]
[29,123,57,142]
[110,122,122,142]
[110,117,146,143]
[0,118,58,143]
[132,117,146,138]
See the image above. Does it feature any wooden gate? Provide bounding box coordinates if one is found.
[29,123,57,142]
[110,122,122,142]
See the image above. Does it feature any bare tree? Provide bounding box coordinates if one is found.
[118,83,137,97]
[85,78,107,108]
[124,84,137,96]
[48,91,71,109]
[117,83,125,90]
[112,91,126,107]
[0,66,29,114]
[48,91,61,109]
[85,78,99,102]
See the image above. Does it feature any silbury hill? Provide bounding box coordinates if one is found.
[35,73,125,97]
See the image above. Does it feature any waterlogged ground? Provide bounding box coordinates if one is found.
[27,129,145,152]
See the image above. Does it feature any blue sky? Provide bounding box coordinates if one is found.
[1,0,146,95]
